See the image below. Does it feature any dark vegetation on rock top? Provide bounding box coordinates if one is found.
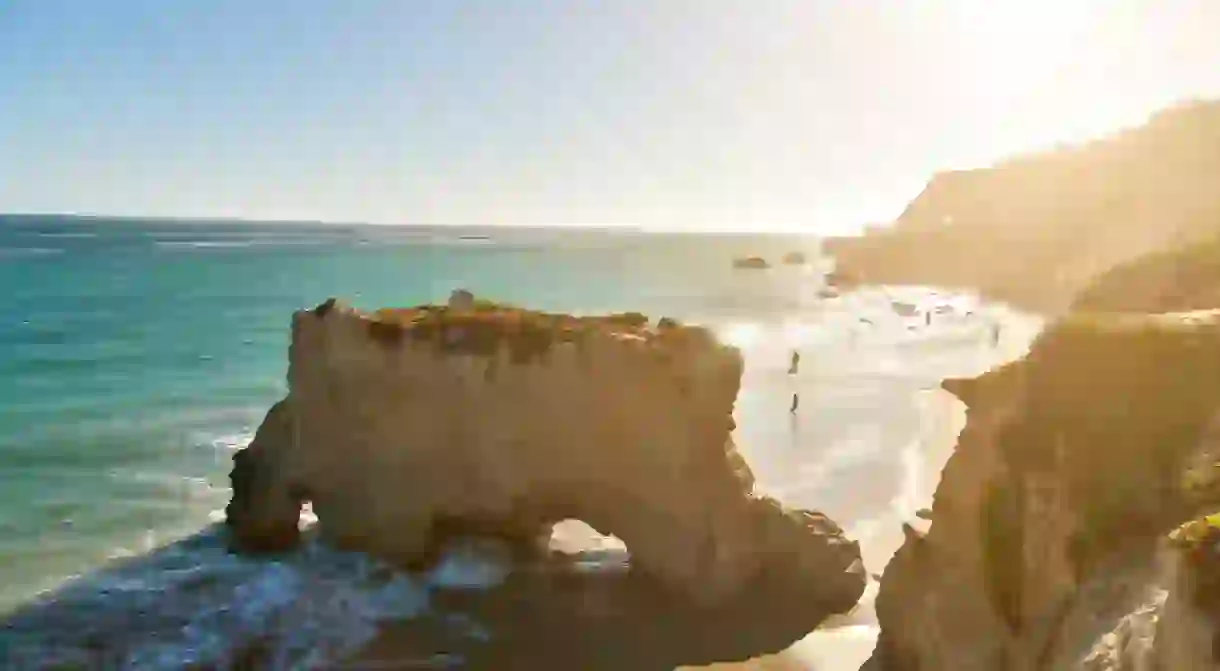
[350,297,712,365]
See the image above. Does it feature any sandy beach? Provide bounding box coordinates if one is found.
[681,286,1043,669]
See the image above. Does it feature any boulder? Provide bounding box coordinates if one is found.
[447,288,476,311]
[226,296,865,609]
[891,301,919,317]
[825,269,858,288]
[781,251,807,266]
[733,256,770,270]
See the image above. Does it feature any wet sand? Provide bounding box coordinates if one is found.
[683,288,1042,669]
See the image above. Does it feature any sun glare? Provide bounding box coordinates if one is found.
[722,322,762,350]
[929,1,1189,166]
[955,2,1093,88]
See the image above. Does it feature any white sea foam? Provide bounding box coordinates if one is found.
[0,247,64,258]
[428,543,512,590]
[209,431,256,451]
[2,531,506,670]
[35,232,97,239]
[155,240,258,249]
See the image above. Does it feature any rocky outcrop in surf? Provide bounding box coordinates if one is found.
[825,99,1220,313]
[865,308,1220,670]
[225,292,865,612]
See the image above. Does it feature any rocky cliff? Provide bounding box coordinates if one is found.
[825,99,1220,313]
[225,293,865,613]
[865,307,1220,670]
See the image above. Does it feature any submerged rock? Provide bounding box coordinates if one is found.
[447,288,476,311]
[227,295,865,611]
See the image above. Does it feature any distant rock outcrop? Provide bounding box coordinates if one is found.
[226,295,865,611]
[447,287,476,311]
[733,256,770,270]
[825,99,1220,313]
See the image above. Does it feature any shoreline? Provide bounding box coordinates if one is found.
[821,233,1073,318]
[690,295,1041,669]
[1,287,1043,670]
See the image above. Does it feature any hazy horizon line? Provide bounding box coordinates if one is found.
[0,211,844,236]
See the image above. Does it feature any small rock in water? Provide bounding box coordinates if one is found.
[448,288,475,310]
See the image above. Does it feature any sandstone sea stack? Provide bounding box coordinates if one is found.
[225,292,866,611]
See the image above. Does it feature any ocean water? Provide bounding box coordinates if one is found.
[0,215,1041,669]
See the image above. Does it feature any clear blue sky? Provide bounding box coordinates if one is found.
[3,1,1219,232]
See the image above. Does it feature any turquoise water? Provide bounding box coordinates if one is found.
[0,215,819,611]
[0,216,1042,668]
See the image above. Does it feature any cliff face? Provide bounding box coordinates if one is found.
[826,100,1220,313]
[226,295,865,612]
[867,310,1220,670]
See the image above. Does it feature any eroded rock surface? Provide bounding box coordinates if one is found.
[866,310,1220,670]
[226,296,865,611]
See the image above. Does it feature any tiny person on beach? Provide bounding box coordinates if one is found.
[788,350,800,414]
[991,322,1002,348]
